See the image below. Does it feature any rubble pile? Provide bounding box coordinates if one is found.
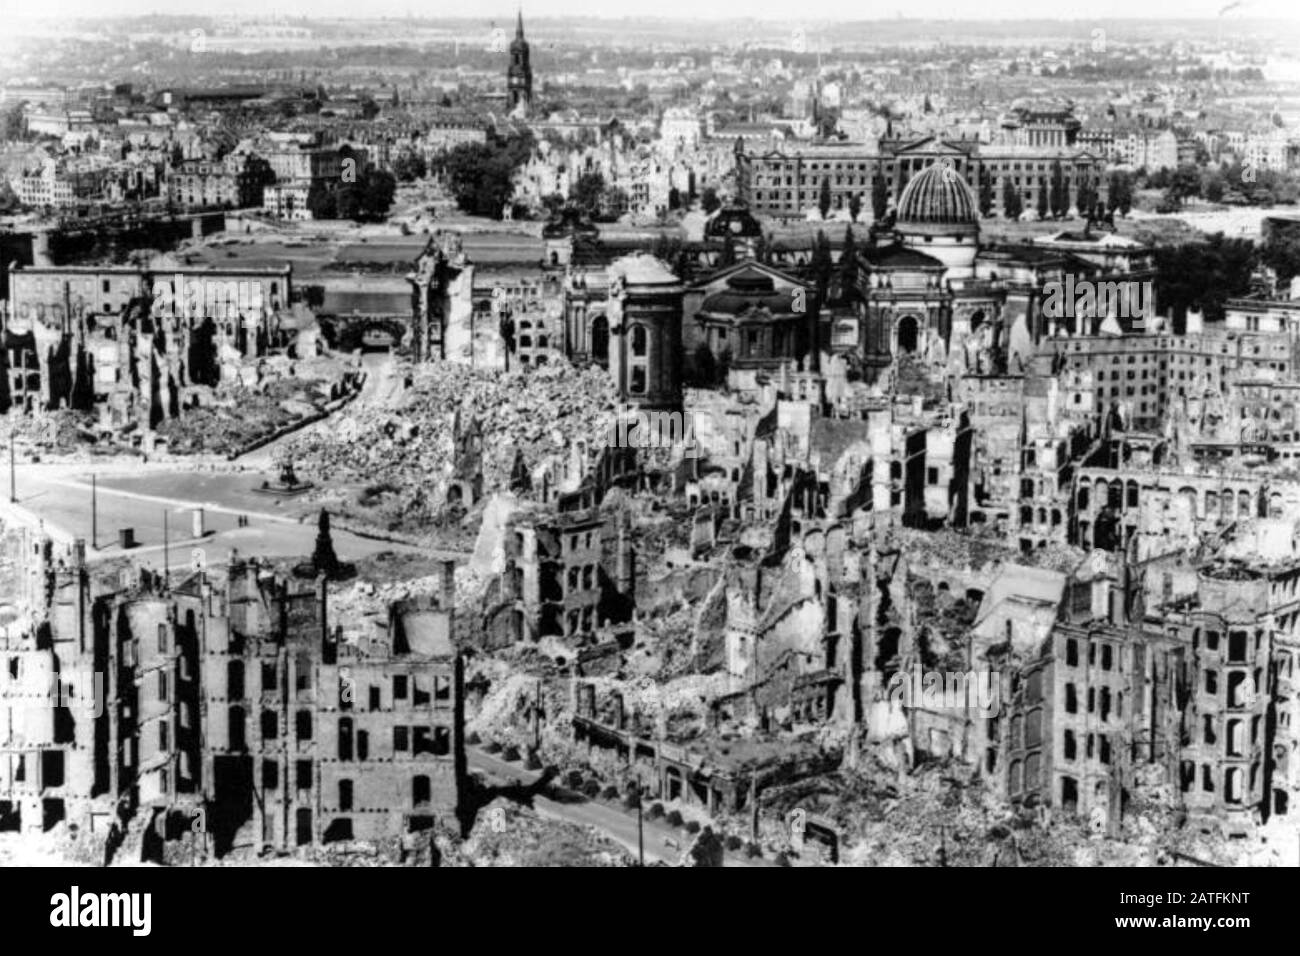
[896,527,1085,576]
[158,362,346,457]
[288,359,617,526]
[0,409,105,456]
[457,798,634,867]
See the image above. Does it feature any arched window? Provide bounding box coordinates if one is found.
[631,324,648,357]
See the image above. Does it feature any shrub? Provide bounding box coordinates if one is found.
[582,780,601,798]
[774,851,791,867]
[484,740,502,754]
[566,770,584,790]
[666,810,683,827]
[466,731,481,745]
[525,751,543,771]
[646,802,664,820]
[745,842,761,858]
[601,785,619,800]
[502,745,521,762]
[725,835,743,851]
[623,791,641,810]
[685,820,701,835]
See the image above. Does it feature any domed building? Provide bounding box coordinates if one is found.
[894,161,979,279]
[692,265,813,371]
[852,159,1095,381]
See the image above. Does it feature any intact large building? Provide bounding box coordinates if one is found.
[736,134,1106,221]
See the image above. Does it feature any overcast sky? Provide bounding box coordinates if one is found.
[2,0,1298,21]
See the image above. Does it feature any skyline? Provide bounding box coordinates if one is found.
[3,0,1300,23]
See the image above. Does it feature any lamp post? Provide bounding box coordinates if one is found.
[629,779,644,867]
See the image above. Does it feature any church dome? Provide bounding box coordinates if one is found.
[896,162,978,229]
[700,266,801,316]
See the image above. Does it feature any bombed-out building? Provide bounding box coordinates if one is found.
[0,543,465,855]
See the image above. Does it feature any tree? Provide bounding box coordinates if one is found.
[872,176,888,221]
[1155,234,1257,325]
[700,186,721,215]
[359,169,396,221]
[977,171,993,218]
[839,226,857,304]
[392,153,427,182]
[1167,164,1202,204]
[441,141,520,218]
[1049,161,1066,218]
[1036,180,1049,220]
[1261,230,1300,287]
[818,176,832,220]
[848,191,862,223]
[572,171,606,219]
[811,230,833,310]
[1077,178,1094,220]
[312,509,341,579]
[1002,179,1022,220]
[306,182,337,220]
[1,104,25,142]
[1108,170,1133,216]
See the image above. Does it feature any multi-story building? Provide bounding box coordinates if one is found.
[166,153,273,210]
[0,546,467,853]
[736,133,1106,220]
[1004,551,1299,834]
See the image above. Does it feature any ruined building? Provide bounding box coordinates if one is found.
[0,544,466,853]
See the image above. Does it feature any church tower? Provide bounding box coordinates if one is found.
[507,10,533,115]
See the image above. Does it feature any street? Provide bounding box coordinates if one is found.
[467,748,772,867]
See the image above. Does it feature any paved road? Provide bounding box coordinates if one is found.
[5,460,430,569]
[467,748,771,867]
[1,353,433,569]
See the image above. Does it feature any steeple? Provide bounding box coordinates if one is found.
[507,5,533,114]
